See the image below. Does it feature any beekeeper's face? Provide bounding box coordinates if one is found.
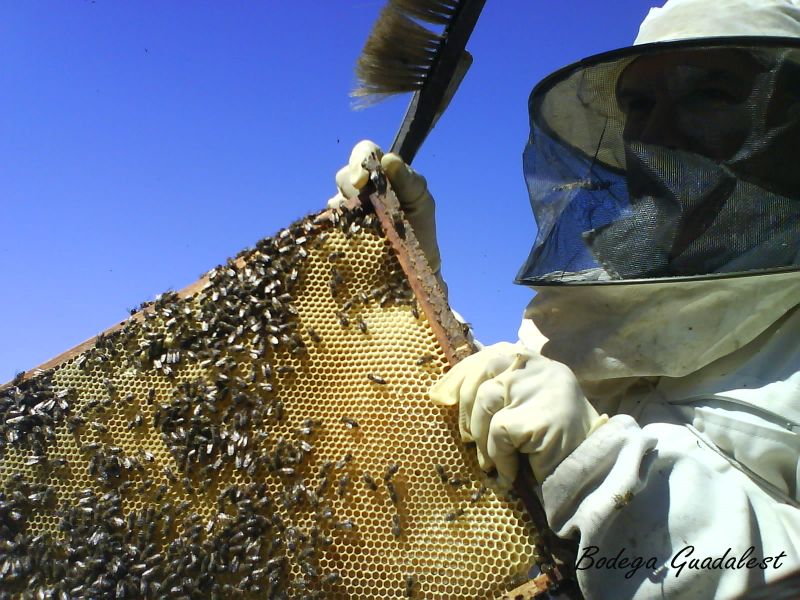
[617,49,764,162]
[516,42,800,285]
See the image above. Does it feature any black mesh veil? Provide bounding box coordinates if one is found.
[515,38,800,285]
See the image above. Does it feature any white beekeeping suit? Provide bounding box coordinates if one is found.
[334,0,800,597]
[430,1,800,598]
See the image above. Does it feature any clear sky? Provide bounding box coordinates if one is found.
[0,1,654,383]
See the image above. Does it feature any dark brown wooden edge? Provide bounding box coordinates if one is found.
[363,185,471,366]
[0,208,345,391]
[360,175,580,599]
[0,269,215,392]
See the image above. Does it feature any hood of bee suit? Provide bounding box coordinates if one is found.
[635,0,800,43]
[520,270,800,382]
[514,1,800,381]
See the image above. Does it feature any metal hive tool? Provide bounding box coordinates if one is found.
[0,171,573,599]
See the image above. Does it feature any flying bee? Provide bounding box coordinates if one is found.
[367,373,387,385]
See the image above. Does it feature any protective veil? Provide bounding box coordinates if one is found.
[516,39,800,285]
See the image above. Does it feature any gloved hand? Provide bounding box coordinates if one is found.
[328,140,442,275]
[429,342,608,487]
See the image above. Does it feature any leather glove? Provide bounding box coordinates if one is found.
[328,140,442,275]
[429,342,608,487]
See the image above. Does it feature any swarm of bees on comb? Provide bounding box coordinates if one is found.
[0,188,560,599]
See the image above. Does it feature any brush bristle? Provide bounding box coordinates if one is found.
[391,0,460,25]
[352,0,463,105]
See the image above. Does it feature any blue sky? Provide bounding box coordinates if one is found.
[0,1,653,383]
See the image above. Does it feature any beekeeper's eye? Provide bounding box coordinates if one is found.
[678,75,749,111]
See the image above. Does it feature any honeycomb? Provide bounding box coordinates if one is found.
[0,190,556,599]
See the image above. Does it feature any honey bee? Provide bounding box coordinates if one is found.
[384,463,399,481]
[337,474,350,498]
[415,354,435,366]
[469,485,488,504]
[362,473,378,491]
[327,251,345,262]
[404,575,416,598]
[444,507,465,522]
[356,317,368,334]
[341,417,359,429]
[386,481,398,505]
[613,490,634,509]
[388,514,402,539]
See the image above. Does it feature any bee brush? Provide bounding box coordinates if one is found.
[352,0,487,164]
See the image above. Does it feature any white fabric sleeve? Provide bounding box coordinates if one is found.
[542,413,800,600]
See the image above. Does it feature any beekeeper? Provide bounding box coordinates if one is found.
[331,0,800,597]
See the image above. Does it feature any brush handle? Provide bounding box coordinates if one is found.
[390,0,485,164]
[391,51,472,163]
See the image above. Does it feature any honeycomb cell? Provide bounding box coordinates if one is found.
[0,203,544,599]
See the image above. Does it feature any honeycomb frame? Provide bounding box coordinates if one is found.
[0,174,577,599]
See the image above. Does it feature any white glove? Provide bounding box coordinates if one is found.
[328,140,442,275]
[429,342,608,487]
